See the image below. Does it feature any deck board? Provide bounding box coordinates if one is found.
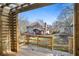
[16,44,73,56]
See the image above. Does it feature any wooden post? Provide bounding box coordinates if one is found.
[9,12,19,52]
[16,14,19,52]
[52,35,55,50]
[68,37,73,54]
[26,35,29,44]
[50,37,52,50]
[0,7,11,55]
[74,3,79,55]
[47,36,52,50]
[51,36,53,50]
[37,37,39,47]
[0,8,3,55]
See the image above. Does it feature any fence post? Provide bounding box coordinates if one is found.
[52,35,55,50]
[51,35,54,50]
[50,37,52,50]
[68,37,73,54]
[48,36,53,50]
[37,37,38,46]
[26,35,30,45]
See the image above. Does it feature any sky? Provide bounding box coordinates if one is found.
[18,3,73,25]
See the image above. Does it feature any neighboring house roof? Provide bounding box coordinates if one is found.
[27,22,45,30]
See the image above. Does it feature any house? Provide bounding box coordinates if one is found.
[26,22,50,35]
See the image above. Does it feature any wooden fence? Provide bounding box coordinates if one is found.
[24,34,73,53]
[25,35,53,50]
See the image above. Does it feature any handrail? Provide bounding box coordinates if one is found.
[25,34,73,53]
[25,34,53,50]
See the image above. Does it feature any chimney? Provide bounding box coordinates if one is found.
[44,22,47,34]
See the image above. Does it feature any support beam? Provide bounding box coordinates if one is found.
[0,6,11,55]
[9,12,19,52]
[16,3,53,13]
[74,3,79,56]
[0,8,3,55]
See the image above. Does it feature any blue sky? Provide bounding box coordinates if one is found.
[18,3,73,25]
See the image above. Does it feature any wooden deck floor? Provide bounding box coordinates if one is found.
[15,44,73,56]
[16,44,53,56]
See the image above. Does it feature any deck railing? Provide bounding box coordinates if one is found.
[53,35,73,53]
[25,35,53,50]
[20,34,73,53]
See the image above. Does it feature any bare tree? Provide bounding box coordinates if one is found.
[52,4,74,35]
[19,18,30,34]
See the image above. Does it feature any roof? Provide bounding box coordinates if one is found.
[27,22,44,30]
